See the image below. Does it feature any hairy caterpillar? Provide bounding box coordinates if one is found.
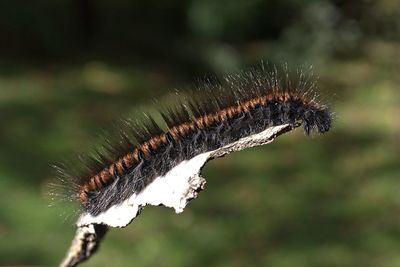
[58,65,332,228]
[58,65,332,267]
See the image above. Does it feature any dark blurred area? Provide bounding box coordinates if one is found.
[0,1,399,266]
[1,0,398,70]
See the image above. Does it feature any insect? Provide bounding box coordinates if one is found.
[57,65,332,267]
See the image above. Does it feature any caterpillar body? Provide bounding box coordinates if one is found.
[60,66,332,228]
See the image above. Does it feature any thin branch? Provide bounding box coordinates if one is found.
[59,123,297,266]
[59,223,108,267]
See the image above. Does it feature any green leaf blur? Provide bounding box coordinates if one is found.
[0,0,399,266]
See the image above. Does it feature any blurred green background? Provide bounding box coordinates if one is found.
[0,0,399,266]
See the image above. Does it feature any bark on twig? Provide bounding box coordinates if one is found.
[59,123,298,266]
[59,224,108,267]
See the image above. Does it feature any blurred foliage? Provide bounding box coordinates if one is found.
[0,0,399,266]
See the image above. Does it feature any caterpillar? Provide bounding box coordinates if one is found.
[59,65,332,229]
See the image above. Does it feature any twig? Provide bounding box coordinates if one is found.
[59,123,297,266]
[59,223,108,267]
